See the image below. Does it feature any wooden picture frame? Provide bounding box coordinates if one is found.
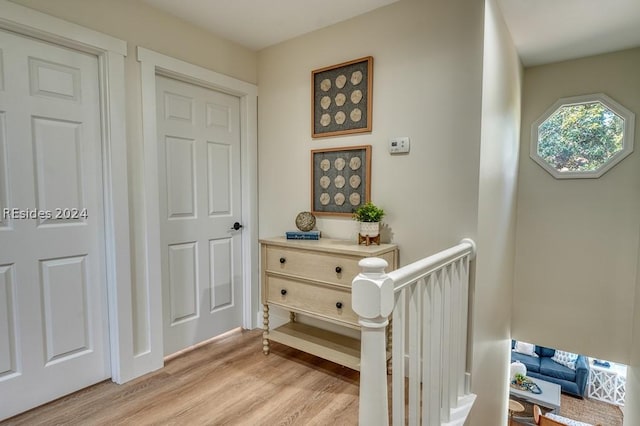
[311,145,371,216]
[311,57,373,138]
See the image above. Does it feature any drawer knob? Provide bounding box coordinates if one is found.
[281,289,287,296]
[279,257,286,264]
[336,302,343,309]
[335,266,342,274]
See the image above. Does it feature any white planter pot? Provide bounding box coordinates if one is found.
[359,221,380,237]
[510,361,527,381]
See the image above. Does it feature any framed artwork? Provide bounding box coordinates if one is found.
[311,56,373,138]
[311,145,371,216]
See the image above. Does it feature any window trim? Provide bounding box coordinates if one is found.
[530,93,635,179]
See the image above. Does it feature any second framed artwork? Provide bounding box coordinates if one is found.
[311,145,371,216]
[311,56,373,138]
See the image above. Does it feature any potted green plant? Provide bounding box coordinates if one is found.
[514,373,527,386]
[352,201,385,238]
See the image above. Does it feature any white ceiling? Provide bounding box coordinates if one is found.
[143,0,640,66]
[497,0,640,66]
[142,0,400,51]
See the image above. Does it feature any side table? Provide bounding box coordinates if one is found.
[588,359,626,406]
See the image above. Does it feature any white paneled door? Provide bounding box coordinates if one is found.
[0,30,109,419]
[156,76,243,356]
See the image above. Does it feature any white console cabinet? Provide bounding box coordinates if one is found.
[260,237,398,370]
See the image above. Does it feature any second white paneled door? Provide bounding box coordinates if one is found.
[156,76,243,356]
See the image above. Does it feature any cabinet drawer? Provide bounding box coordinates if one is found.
[266,246,385,286]
[266,276,358,325]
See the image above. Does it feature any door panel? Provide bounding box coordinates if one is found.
[168,242,198,324]
[0,264,16,378]
[0,113,7,229]
[28,57,81,102]
[205,102,231,130]
[164,91,193,123]
[207,142,232,215]
[32,117,85,227]
[0,49,4,91]
[0,29,108,420]
[210,238,233,310]
[165,136,196,218]
[40,256,90,363]
[156,75,243,355]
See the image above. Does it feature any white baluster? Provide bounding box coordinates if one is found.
[450,261,461,404]
[459,238,476,397]
[429,274,443,426]
[441,266,452,422]
[460,255,471,395]
[421,275,432,425]
[392,290,406,426]
[420,274,434,426]
[408,281,421,426]
[352,257,394,426]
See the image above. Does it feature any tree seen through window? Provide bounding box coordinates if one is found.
[537,101,624,173]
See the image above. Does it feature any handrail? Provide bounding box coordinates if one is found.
[352,239,477,426]
[389,239,476,293]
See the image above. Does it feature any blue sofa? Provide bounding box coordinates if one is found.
[511,341,589,398]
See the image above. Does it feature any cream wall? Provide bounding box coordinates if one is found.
[10,0,258,356]
[513,48,640,363]
[625,239,640,425]
[257,0,484,262]
[470,0,522,423]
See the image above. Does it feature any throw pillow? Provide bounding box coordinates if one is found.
[552,350,579,370]
[513,341,538,357]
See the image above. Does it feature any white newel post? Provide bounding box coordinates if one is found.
[352,257,394,426]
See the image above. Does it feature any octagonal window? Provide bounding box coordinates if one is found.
[531,93,635,179]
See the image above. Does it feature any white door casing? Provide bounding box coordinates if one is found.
[156,76,243,355]
[138,48,258,373]
[0,29,109,419]
[0,0,133,387]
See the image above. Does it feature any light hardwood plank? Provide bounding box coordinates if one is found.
[2,329,360,425]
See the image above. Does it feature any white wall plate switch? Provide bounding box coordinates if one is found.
[389,136,410,154]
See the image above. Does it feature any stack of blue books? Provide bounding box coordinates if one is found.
[285,230,320,240]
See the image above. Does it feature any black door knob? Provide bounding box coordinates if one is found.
[281,289,287,295]
[279,257,286,264]
[335,266,342,274]
[231,222,243,230]
[336,302,343,309]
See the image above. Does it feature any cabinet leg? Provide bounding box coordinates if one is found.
[290,311,296,323]
[263,304,270,355]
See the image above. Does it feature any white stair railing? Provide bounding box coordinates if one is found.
[352,239,477,426]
